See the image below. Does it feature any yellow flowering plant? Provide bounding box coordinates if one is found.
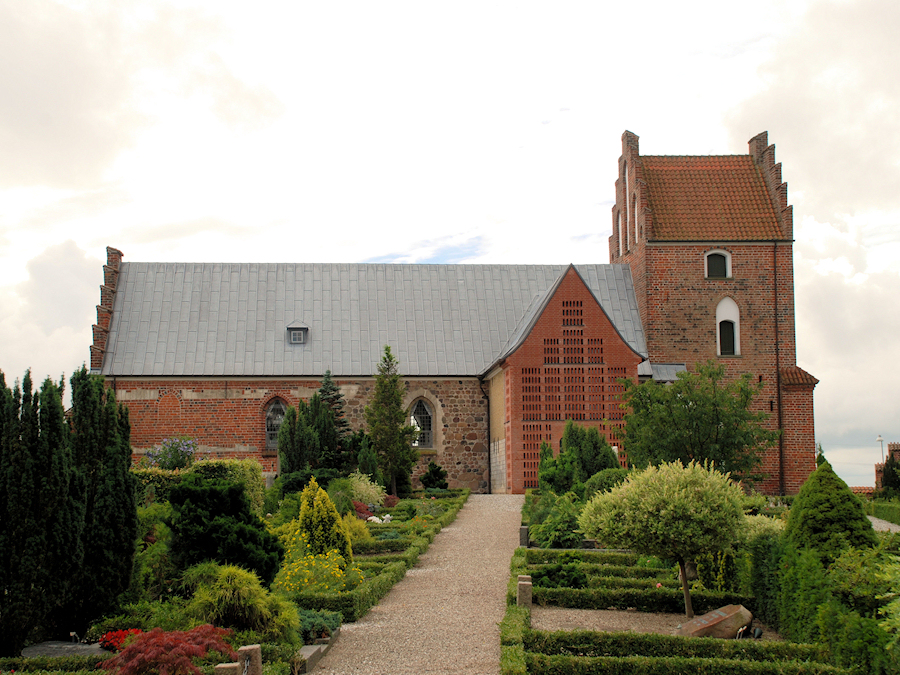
[273,511,363,595]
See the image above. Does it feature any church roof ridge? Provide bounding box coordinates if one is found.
[100,259,647,378]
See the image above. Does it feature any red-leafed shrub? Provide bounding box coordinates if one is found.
[99,624,236,675]
[99,628,143,651]
[352,500,373,519]
[383,495,399,508]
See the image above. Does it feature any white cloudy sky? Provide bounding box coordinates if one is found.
[1,0,897,487]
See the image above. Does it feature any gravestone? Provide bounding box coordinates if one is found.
[675,604,753,639]
[517,575,532,607]
[214,644,261,675]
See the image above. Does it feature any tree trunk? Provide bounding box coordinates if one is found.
[678,558,695,619]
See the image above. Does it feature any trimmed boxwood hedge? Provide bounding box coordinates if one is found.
[867,500,900,525]
[525,653,852,675]
[524,630,828,663]
[288,561,408,621]
[532,586,755,615]
[525,549,638,566]
[0,656,112,671]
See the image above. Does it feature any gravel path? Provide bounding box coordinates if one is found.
[314,494,524,675]
[869,515,900,533]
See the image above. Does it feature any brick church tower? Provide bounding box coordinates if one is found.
[609,131,817,494]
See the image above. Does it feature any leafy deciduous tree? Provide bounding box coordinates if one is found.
[578,460,746,618]
[364,346,418,496]
[619,361,779,481]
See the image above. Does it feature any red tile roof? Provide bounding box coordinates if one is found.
[641,155,784,241]
[780,366,819,386]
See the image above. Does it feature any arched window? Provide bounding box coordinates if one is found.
[410,399,433,448]
[716,297,740,356]
[706,250,732,279]
[265,399,287,454]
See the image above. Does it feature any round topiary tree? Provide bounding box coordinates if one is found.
[578,461,746,618]
[786,460,877,563]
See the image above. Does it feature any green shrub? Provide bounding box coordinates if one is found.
[132,466,184,504]
[297,608,342,643]
[524,652,848,675]
[531,563,588,589]
[122,501,177,604]
[301,478,353,563]
[696,549,739,593]
[167,474,283,585]
[786,461,877,563]
[190,459,266,517]
[86,598,194,637]
[326,478,354,515]
[347,470,386,506]
[185,564,299,644]
[777,545,829,643]
[584,468,629,499]
[529,492,584,549]
[419,461,449,490]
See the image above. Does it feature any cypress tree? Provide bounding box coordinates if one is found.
[57,367,137,633]
[0,373,80,656]
[0,372,43,656]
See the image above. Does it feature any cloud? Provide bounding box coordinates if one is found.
[0,1,282,190]
[17,240,101,333]
[0,2,139,188]
[0,241,99,389]
[725,0,900,220]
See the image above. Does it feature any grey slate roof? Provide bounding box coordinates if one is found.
[101,262,648,378]
[638,361,687,383]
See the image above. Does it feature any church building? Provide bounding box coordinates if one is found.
[90,131,817,495]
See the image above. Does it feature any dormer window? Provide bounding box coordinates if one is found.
[287,321,309,344]
[705,250,732,279]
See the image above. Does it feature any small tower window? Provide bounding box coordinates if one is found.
[265,399,287,454]
[410,399,433,448]
[719,321,736,356]
[716,297,740,356]
[705,250,732,279]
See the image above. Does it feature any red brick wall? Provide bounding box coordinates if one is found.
[607,132,814,495]
[499,267,643,494]
[111,375,489,492]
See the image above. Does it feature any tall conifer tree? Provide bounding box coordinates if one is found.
[319,370,350,438]
[364,346,418,496]
[0,373,81,656]
[56,367,137,634]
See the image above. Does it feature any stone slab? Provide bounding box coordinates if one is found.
[675,604,753,639]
